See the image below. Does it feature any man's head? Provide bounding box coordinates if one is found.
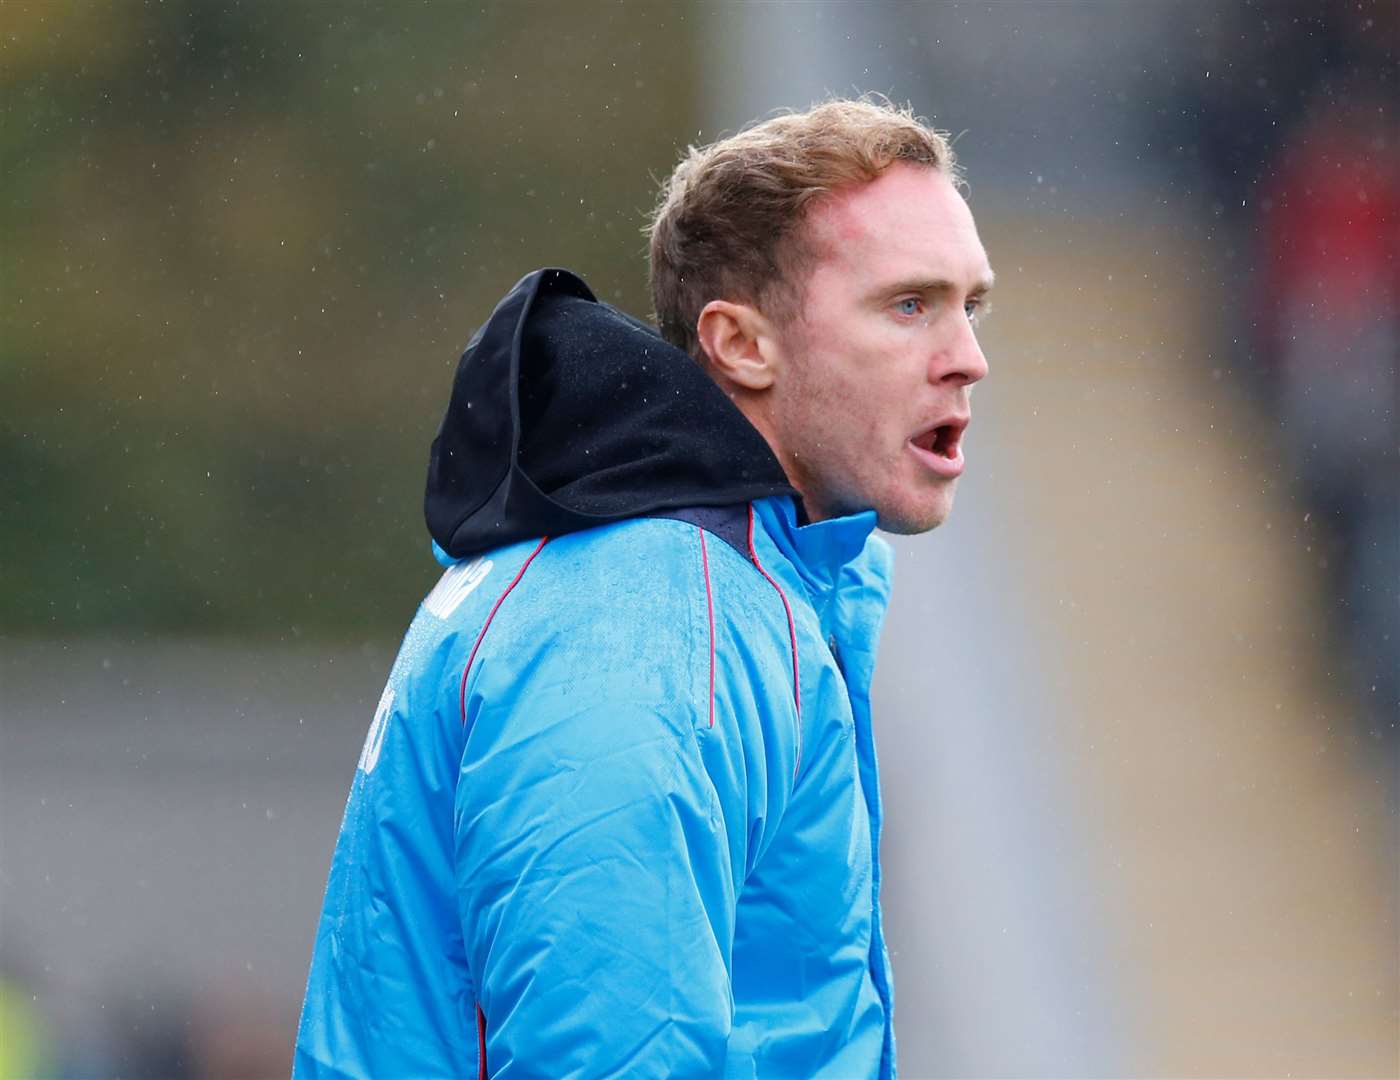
[648,98,993,533]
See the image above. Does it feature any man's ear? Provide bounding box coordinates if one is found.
[695,300,778,391]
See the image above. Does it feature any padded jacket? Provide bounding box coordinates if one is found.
[294,270,899,1078]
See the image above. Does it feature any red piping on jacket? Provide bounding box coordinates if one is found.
[746,504,802,779]
[476,1001,487,1079]
[697,527,716,729]
[459,536,549,725]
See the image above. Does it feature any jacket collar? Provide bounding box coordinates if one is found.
[753,496,879,594]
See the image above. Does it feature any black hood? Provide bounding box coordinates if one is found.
[426,268,799,559]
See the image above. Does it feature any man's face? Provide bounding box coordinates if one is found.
[767,163,993,533]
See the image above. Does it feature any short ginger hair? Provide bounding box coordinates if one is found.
[647,96,957,360]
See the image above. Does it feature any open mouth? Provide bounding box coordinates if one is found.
[912,423,963,460]
[908,419,968,477]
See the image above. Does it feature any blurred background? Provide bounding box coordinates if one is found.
[2,2,1396,1076]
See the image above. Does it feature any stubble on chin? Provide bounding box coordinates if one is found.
[876,479,958,535]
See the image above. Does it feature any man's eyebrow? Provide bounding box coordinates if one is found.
[871,272,996,298]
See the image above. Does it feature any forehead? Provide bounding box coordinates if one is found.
[802,163,990,291]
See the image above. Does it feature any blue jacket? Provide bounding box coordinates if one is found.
[296,271,899,1078]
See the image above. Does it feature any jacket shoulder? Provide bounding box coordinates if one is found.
[467,517,712,680]
[464,516,795,708]
[516,515,711,615]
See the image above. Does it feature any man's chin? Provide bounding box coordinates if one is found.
[874,489,956,535]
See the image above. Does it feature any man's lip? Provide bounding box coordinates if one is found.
[913,414,970,441]
[907,437,965,478]
[907,414,969,478]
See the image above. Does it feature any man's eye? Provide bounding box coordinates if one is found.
[895,297,922,316]
[964,299,984,323]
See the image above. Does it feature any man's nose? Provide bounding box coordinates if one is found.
[932,318,989,386]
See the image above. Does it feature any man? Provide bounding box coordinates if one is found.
[295,97,992,1078]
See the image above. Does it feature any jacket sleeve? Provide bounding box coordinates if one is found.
[454,629,738,1078]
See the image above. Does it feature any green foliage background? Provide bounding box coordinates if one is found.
[2,1,698,637]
